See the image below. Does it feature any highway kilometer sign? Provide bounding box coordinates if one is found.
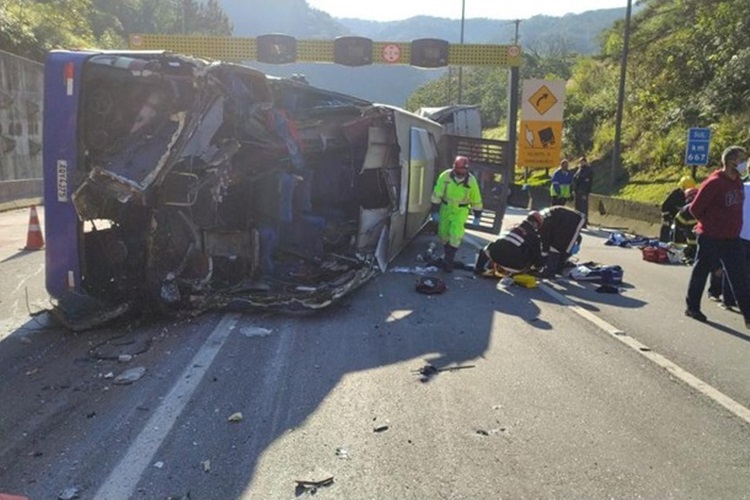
[685,127,711,166]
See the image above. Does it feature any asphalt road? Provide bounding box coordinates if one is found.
[0,206,749,499]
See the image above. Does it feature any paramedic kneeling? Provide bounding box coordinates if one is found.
[474,212,545,276]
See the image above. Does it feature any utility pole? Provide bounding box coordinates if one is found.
[457,0,466,104]
[611,0,632,189]
[513,19,521,45]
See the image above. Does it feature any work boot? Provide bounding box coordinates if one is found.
[474,249,490,275]
[442,244,457,273]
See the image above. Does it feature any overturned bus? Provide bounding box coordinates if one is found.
[42,49,448,330]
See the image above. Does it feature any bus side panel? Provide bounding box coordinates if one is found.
[43,51,88,299]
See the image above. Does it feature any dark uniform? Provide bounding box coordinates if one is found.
[660,176,697,242]
[573,157,593,227]
[538,206,586,277]
[475,217,544,275]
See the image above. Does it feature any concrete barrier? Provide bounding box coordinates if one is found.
[0,179,43,212]
[508,184,661,237]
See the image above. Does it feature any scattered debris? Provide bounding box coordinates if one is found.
[475,429,490,436]
[240,326,273,338]
[113,366,146,385]
[412,362,475,382]
[373,424,390,433]
[227,412,243,423]
[335,447,349,460]
[166,492,191,500]
[153,461,164,469]
[201,460,211,472]
[294,471,334,495]
[389,266,439,275]
[103,372,114,379]
[118,354,133,363]
[58,487,81,500]
[499,276,514,287]
[415,276,447,295]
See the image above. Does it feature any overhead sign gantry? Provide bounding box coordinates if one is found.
[127,34,521,68]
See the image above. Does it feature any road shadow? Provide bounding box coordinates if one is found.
[1,249,44,263]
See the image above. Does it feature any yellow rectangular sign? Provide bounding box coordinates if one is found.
[517,120,563,169]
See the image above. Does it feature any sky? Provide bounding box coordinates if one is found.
[306,0,629,22]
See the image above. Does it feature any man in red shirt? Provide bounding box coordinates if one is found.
[685,145,750,326]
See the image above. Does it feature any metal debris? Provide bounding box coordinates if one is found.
[294,471,334,494]
[58,487,81,500]
[240,326,273,338]
[113,366,146,385]
[227,412,243,423]
[412,362,476,382]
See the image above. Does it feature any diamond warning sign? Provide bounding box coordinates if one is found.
[521,79,565,121]
[528,85,558,116]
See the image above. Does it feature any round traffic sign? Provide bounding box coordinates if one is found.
[382,44,401,63]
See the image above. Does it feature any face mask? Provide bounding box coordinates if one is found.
[736,160,748,176]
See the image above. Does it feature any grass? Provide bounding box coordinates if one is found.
[482,126,705,205]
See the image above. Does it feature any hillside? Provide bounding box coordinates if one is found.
[340,9,626,54]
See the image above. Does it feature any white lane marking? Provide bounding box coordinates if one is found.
[95,313,240,499]
[463,232,750,426]
[542,284,750,425]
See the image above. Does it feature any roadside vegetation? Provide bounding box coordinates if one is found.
[409,0,750,205]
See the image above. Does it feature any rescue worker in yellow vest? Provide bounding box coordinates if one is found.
[431,155,483,272]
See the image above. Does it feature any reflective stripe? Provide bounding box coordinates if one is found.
[506,233,524,247]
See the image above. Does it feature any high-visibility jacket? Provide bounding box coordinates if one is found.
[431,169,483,212]
[550,168,574,199]
[431,169,483,248]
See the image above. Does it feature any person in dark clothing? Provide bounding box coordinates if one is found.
[676,188,723,295]
[474,212,544,276]
[685,145,750,327]
[572,156,593,227]
[714,177,750,312]
[537,205,586,277]
[660,175,697,242]
[674,188,699,262]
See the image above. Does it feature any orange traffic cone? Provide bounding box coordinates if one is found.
[24,205,44,251]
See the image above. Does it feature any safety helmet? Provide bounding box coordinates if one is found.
[678,175,697,191]
[684,187,698,203]
[527,210,544,227]
[453,156,470,173]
